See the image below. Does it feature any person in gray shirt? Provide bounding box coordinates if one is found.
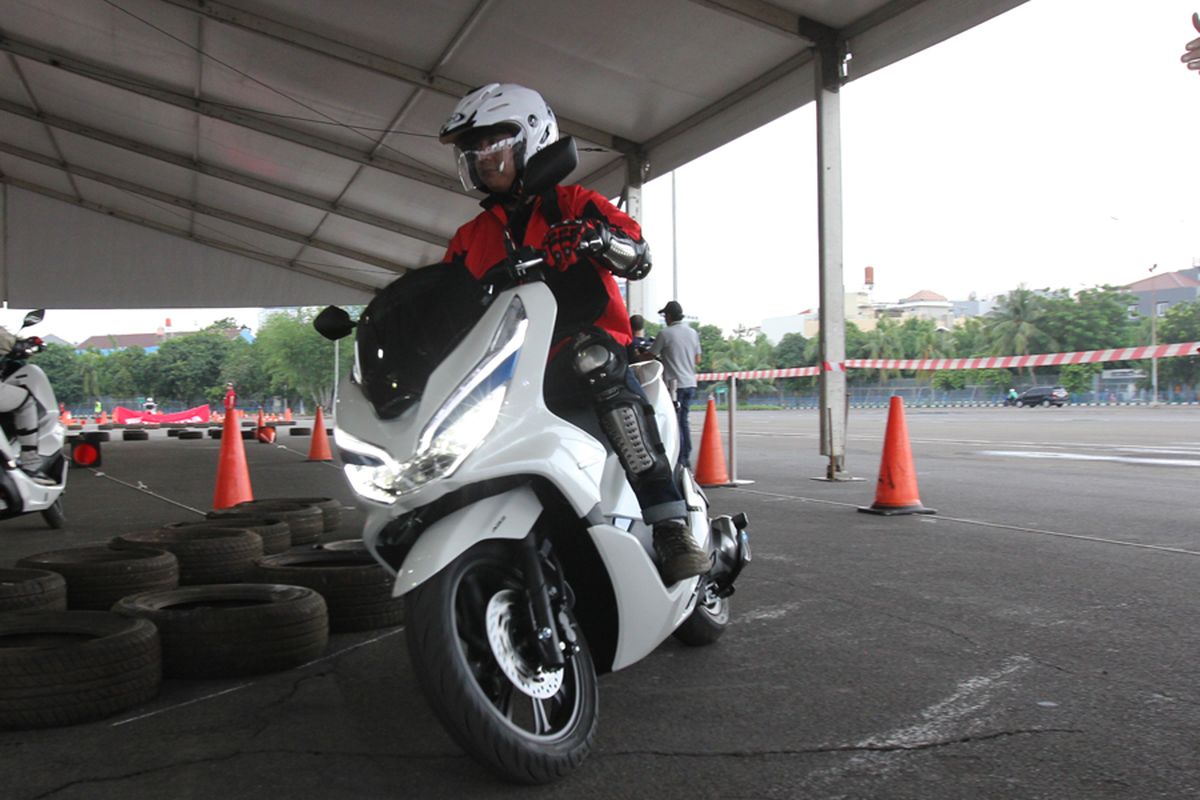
[650,301,702,466]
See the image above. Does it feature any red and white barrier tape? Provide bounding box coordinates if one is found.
[695,341,1200,381]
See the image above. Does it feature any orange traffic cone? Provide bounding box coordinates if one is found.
[694,396,732,487]
[284,407,293,423]
[307,406,333,462]
[213,409,253,509]
[858,396,935,516]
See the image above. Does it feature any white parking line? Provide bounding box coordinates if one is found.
[978,450,1200,467]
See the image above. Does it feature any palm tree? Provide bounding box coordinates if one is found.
[862,317,906,382]
[986,286,1057,380]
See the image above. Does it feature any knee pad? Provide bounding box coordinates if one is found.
[570,330,670,483]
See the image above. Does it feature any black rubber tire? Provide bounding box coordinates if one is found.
[672,588,730,646]
[0,567,68,612]
[110,528,263,585]
[41,496,66,530]
[112,584,328,678]
[16,547,179,610]
[0,611,161,729]
[405,540,598,784]
[254,496,341,533]
[122,429,150,441]
[253,551,402,632]
[289,427,312,436]
[213,502,323,546]
[208,429,223,439]
[160,516,291,555]
[178,430,203,440]
[166,428,181,437]
[83,431,110,443]
[1041,399,1051,407]
[240,429,256,440]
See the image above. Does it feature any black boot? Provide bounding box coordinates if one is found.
[652,519,710,585]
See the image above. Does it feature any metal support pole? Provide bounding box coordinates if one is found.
[0,183,7,304]
[813,36,853,481]
[1150,263,1159,406]
[728,376,738,482]
[624,153,647,317]
[333,338,339,422]
[671,170,679,300]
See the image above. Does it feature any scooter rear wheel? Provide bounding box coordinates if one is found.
[405,540,598,784]
[673,579,730,646]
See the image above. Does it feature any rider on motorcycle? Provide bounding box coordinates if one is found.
[439,83,709,584]
[0,325,52,483]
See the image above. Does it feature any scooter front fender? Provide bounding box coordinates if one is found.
[389,485,543,597]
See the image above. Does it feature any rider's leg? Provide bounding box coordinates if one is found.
[569,330,709,584]
[674,385,696,467]
[0,383,45,476]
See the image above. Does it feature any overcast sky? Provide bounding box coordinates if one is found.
[6,0,1198,343]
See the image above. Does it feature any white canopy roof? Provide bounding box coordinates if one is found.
[0,0,1024,308]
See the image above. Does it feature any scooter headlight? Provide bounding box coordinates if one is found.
[337,297,527,503]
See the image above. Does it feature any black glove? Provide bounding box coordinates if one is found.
[542,219,610,271]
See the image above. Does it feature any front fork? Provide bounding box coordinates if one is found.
[517,532,578,670]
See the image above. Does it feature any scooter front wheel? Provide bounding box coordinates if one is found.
[41,497,65,530]
[405,540,598,784]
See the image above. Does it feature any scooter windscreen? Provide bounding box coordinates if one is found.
[356,262,494,419]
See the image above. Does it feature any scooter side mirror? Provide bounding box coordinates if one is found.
[314,305,355,341]
[522,137,578,196]
[21,309,45,329]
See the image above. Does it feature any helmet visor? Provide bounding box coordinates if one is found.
[454,130,525,192]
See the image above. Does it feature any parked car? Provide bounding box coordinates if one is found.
[1015,386,1069,407]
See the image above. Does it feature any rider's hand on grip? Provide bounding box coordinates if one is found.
[542,219,608,271]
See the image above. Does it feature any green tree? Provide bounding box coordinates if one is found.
[1059,363,1102,396]
[98,346,157,398]
[773,332,809,367]
[255,310,346,409]
[1038,285,1136,352]
[696,324,725,373]
[987,286,1056,380]
[950,317,989,357]
[30,344,84,405]
[154,332,234,405]
[1156,300,1200,391]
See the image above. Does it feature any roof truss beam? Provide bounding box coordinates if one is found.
[156,0,634,154]
[0,140,409,273]
[684,0,834,45]
[0,175,376,293]
[0,98,448,247]
[0,33,466,194]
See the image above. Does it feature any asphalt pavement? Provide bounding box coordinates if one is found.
[2,406,1198,799]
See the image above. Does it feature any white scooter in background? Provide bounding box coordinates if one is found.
[316,138,750,784]
[0,309,67,528]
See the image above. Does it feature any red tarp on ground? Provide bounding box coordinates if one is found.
[112,405,212,424]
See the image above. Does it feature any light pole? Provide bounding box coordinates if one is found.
[1149,263,1158,406]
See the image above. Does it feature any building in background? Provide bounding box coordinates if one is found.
[1124,263,1200,320]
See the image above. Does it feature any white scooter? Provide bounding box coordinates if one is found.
[316,138,749,784]
[0,309,67,528]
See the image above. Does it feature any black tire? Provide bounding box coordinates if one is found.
[166,428,181,437]
[290,427,312,436]
[254,496,341,533]
[0,611,161,729]
[213,502,323,546]
[1015,400,1024,407]
[178,430,203,440]
[672,584,730,646]
[83,431,110,443]
[112,584,328,679]
[16,547,179,610]
[405,540,597,784]
[1041,399,1051,407]
[208,429,223,439]
[41,497,66,530]
[0,567,67,612]
[111,528,263,585]
[160,516,291,555]
[253,551,402,632]
[123,430,149,441]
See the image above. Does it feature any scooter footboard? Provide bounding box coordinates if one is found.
[390,485,543,597]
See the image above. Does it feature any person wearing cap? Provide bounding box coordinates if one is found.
[650,301,702,467]
[438,83,709,585]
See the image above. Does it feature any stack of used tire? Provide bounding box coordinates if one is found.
[207,500,325,546]
[1,547,181,728]
[253,550,402,632]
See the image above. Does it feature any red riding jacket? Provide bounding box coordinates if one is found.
[442,185,637,346]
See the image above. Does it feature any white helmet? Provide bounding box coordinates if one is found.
[439,83,559,192]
